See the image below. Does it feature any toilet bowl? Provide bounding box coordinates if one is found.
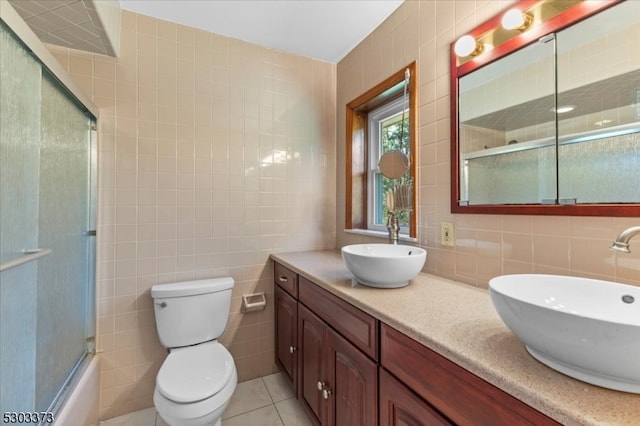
[151,278,237,426]
[153,341,237,426]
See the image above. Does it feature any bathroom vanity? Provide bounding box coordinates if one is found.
[275,263,378,425]
[271,250,640,426]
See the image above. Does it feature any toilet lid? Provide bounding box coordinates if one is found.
[157,341,235,403]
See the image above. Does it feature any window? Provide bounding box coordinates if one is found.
[346,62,417,238]
[367,96,410,234]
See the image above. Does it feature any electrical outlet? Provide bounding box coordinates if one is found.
[441,222,455,246]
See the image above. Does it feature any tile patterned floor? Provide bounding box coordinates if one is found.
[100,373,311,426]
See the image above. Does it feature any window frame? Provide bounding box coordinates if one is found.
[345,62,417,238]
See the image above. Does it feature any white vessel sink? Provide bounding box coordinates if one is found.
[489,274,640,393]
[341,244,426,288]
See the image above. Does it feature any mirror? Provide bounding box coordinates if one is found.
[451,0,640,216]
[379,149,412,213]
[379,149,409,179]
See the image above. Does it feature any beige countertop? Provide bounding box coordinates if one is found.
[270,249,640,426]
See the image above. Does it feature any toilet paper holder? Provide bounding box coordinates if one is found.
[241,292,266,313]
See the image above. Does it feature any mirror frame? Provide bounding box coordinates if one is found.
[449,0,640,216]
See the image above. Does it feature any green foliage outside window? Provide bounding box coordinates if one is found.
[380,112,411,226]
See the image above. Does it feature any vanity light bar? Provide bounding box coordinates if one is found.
[454,7,535,59]
[453,0,583,64]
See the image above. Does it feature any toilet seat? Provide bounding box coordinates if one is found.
[154,368,237,426]
[157,341,234,403]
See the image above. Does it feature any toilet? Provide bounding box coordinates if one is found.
[151,277,237,426]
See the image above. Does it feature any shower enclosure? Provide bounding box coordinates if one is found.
[0,18,97,420]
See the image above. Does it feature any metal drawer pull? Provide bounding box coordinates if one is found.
[289,346,296,354]
[323,388,332,399]
[279,275,288,282]
[317,381,331,399]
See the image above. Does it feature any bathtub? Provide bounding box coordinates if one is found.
[53,355,100,426]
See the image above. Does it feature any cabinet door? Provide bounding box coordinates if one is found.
[327,328,378,426]
[298,304,326,426]
[380,368,453,426]
[275,285,298,391]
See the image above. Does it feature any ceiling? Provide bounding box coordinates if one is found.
[8,0,403,62]
[118,0,404,63]
[8,0,120,55]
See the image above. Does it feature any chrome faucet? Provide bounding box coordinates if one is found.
[386,212,399,245]
[610,226,640,253]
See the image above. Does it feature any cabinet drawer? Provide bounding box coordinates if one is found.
[381,324,561,426]
[380,368,453,426]
[274,262,298,298]
[299,276,378,361]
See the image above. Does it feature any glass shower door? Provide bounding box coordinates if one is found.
[0,18,42,415]
[35,71,93,412]
[0,20,96,416]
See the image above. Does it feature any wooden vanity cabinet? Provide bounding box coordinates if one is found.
[274,260,561,426]
[274,262,378,426]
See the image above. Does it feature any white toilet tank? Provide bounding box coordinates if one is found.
[151,277,234,348]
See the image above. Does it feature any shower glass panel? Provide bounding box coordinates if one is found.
[0,19,42,414]
[0,20,96,416]
[36,71,92,411]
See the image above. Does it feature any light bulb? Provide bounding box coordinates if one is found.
[454,35,482,57]
[502,9,533,31]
